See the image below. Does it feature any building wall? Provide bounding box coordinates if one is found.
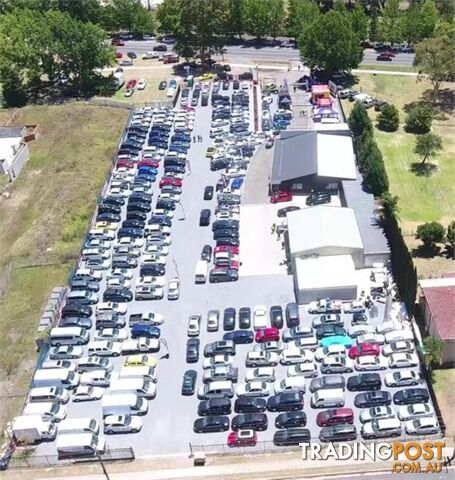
[9,143,30,180]
[364,252,390,268]
[295,283,357,304]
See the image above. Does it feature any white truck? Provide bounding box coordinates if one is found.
[12,415,57,444]
[109,376,157,399]
[121,338,160,354]
[113,71,125,90]
[33,368,79,389]
[195,260,208,284]
[102,393,148,416]
[307,299,342,314]
[56,432,106,458]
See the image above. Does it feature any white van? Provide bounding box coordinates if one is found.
[49,327,90,347]
[102,393,148,416]
[29,387,70,404]
[88,340,122,357]
[195,260,208,284]
[80,369,111,387]
[310,388,345,408]
[66,290,99,305]
[56,432,105,458]
[118,366,157,383]
[58,418,99,436]
[23,402,67,422]
[197,381,234,400]
[33,369,79,389]
[73,268,103,282]
[110,377,156,399]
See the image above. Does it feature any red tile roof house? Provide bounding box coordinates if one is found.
[419,273,455,366]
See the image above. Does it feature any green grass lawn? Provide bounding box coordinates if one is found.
[432,369,455,435]
[355,64,418,73]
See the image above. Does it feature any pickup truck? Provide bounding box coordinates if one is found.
[121,338,160,354]
[307,299,342,315]
[129,313,164,326]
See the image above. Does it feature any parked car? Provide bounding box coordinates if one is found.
[354,391,392,408]
[182,369,197,395]
[393,388,429,406]
[193,416,230,433]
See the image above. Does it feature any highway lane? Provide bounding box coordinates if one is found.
[116,41,415,67]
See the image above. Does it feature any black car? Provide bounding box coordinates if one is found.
[354,391,392,408]
[97,212,121,223]
[267,392,304,412]
[215,237,240,247]
[126,211,148,222]
[156,200,176,211]
[393,388,429,405]
[306,192,331,206]
[70,279,99,292]
[273,428,311,446]
[352,313,369,325]
[234,397,267,413]
[275,411,307,429]
[316,325,347,340]
[122,219,145,230]
[347,373,382,392]
[61,303,92,319]
[103,196,125,206]
[231,413,268,431]
[199,209,211,227]
[193,416,230,433]
[213,229,239,240]
[149,216,172,227]
[285,302,300,328]
[139,263,165,277]
[203,340,236,357]
[127,52,137,59]
[127,202,151,213]
[319,425,357,442]
[158,80,167,90]
[223,330,254,344]
[198,397,232,416]
[212,220,239,231]
[98,204,121,215]
[181,369,197,396]
[223,308,236,331]
[239,307,251,329]
[103,287,133,303]
[201,244,212,262]
[270,305,284,329]
[186,338,200,363]
[203,186,214,200]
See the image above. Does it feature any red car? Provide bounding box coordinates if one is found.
[126,79,137,89]
[348,343,380,359]
[112,39,125,46]
[184,106,196,112]
[159,177,183,188]
[255,327,280,343]
[116,160,135,169]
[115,52,123,59]
[316,408,354,427]
[214,245,239,255]
[270,191,293,204]
[227,429,257,447]
[140,160,159,169]
[215,260,240,270]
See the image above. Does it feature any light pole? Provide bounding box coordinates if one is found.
[177,201,186,221]
[172,257,180,278]
[97,456,111,480]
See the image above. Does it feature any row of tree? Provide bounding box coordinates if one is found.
[416,221,455,253]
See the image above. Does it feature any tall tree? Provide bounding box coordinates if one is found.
[380,0,403,44]
[268,0,284,40]
[299,10,363,73]
[369,10,380,42]
[401,2,421,43]
[350,2,369,42]
[348,102,373,137]
[286,0,320,40]
[227,0,245,40]
[243,0,272,38]
[156,0,181,34]
[103,0,156,36]
[418,0,439,39]
[414,133,442,164]
[423,336,443,370]
[414,35,455,103]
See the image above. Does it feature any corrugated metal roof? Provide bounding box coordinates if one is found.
[0,126,26,138]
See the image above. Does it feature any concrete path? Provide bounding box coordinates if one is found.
[242,144,272,204]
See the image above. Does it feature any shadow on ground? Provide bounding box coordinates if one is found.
[409,162,440,177]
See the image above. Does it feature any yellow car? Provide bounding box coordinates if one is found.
[205,146,217,158]
[94,221,118,231]
[124,354,157,368]
[199,73,214,81]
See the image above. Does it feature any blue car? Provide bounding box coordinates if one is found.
[231,178,244,190]
[138,166,158,176]
[169,145,188,154]
[169,79,177,88]
[131,324,161,339]
[222,330,254,345]
[320,335,353,348]
[136,173,156,183]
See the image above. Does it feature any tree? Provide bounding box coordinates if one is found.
[377,104,399,132]
[363,144,389,195]
[268,0,284,40]
[243,0,280,39]
[380,0,403,44]
[286,0,320,40]
[446,220,455,253]
[414,133,442,164]
[369,10,379,42]
[416,222,445,248]
[299,10,363,74]
[350,2,369,42]
[348,102,373,138]
[418,0,439,39]
[405,104,434,134]
[156,0,181,34]
[226,0,245,39]
[423,336,443,369]
[380,192,400,220]
[401,2,421,43]
[102,0,156,36]
[414,35,455,103]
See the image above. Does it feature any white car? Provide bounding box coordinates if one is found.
[343,301,365,313]
[356,333,385,346]
[107,187,130,198]
[253,341,284,353]
[385,329,414,344]
[398,403,434,421]
[253,305,267,330]
[73,385,104,402]
[136,276,166,288]
[355,355,388,371]
[95,328,128,342]
[245,367,275,383]
[388,352,419,368]
[167,277,180,300]
[349,325,375,338]
[153,208,174,219]
[245,351,279,367]
[382,340,415,357]
[80,370,111,387]
[360,406,396,423]
[142,253,167,265]
[315,345,347,361]
[124,89,134,97]
[216,211,240,221]
[236,381,270,397]
[104,414,143,434]
[280,347,314,366]
[207,310,220,332]
[385,370,421,388]
[49,346,83,359]
[107,277,131,289]
[287,362,318,378]
[288,335,318,351]
[145,224,171,236]
[145,244,169,256]
[376,321,403,335]
[97,302,127,315]
[320,356,354,374]
[121,338,160,354]
[85,258,110,270]
[137,79,147,90]
[110,269,133,280]
[274,376,306,395]
[203,354,233,369]
[187,314,201,337]
[405,416,439,436]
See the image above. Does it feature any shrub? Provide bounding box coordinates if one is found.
[377,104,399,132]
[405,104,434,133]
[348,102,372,138]
[364,148,389,195]
[415,221,445,248]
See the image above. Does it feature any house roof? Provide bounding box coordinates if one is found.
[0,126,26,138]
[420,277,455,340]
[287,205,364,257]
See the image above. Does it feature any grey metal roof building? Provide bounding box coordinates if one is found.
[341,172,390,267]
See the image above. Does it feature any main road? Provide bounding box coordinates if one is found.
[117,40,415,67]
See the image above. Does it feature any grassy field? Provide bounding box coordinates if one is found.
[342,73,455,276]
[0,102,128,439]
[355,64,418,73]
[433,369,455,435]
